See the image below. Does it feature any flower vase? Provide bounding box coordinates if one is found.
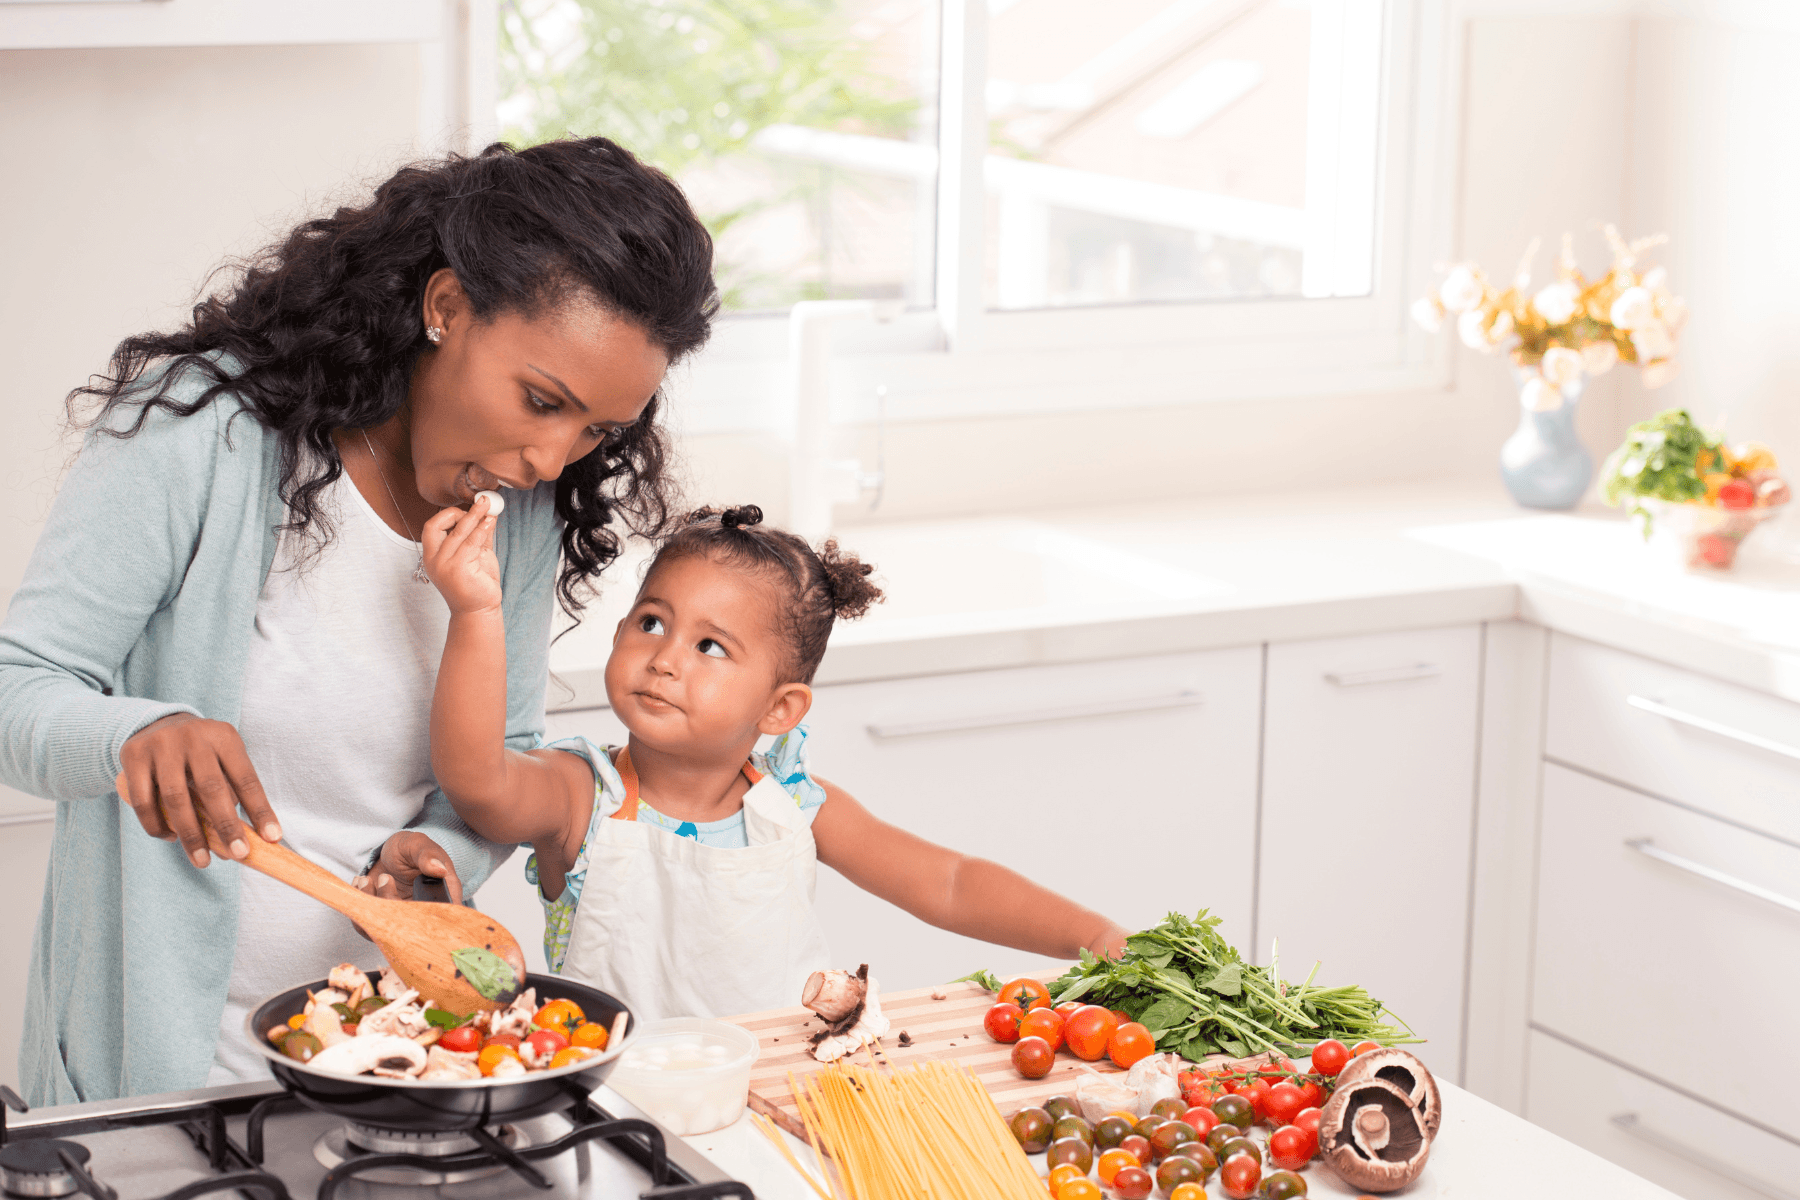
[1499,374,1593,510]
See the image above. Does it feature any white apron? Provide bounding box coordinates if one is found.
[558,749,833,1023]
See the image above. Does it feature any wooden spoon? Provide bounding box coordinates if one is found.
[205,825,527,1015]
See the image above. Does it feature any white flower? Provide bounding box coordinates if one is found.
[1658,295,1688,333]
[1580,339,1619,376]
[1640,266,1668,293]
[1488,308,1514,341]
[1532,281,1580,325]
[1410,296,1445,333]
[1610,286,1656,331]
[1521,376,1562,412]
[1631,320,1674,361]
[1439,265,1484,314]
[1542,346,1584,391]
[1641,359,1679,388]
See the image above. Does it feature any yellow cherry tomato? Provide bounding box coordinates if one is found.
[1097,1148,1139,1186]
[1105,1109,1138,1125]
[1057,1180,1102,1200]
[287,1014,306,1030]
[477,1044,522,1077]
[570,1021,610,1051]
[548,1046,597,1070]
[1169,1185,1207,1200]
[1047,1164,1083,1194]
[533,999,585,1037]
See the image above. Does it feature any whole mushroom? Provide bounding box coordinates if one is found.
[1319,1077,1433,1193]
[1335,1048,1442,1139]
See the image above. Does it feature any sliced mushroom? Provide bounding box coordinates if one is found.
[1319,1077,1432,1193]
[802,965,869,1026]
[1336,1047,1442,1139]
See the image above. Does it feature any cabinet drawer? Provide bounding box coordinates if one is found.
[1533,763,1800,1140]
[1,811,54,1098]
[1546,634,1800,844]
[801,649,1263,991]
[1527,1030,1800,1200]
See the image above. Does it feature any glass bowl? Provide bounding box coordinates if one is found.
[1639,498,1785,570]
[603,1017,759,1135]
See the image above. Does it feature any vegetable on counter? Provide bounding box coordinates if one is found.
[1601,408,1790,553]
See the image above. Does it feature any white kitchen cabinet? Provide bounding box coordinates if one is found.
[1257,625,1481,1083]
[0,807,55,1098]
[797,649,1264,991]
[1533,761,1800,1143]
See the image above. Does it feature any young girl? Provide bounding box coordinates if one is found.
[422,500,1127,1020]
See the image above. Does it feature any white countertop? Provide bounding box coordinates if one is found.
[672,1076,1680,1199]
[548,481,1800,707]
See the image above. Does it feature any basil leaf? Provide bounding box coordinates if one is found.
[1138,997,1192,1038]
[425,1006,471,1029]
[1204,963,1243,997]
[451,947,519,1002]
[951,969,1003,993]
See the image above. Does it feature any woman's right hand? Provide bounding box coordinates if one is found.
[115,712,280,868]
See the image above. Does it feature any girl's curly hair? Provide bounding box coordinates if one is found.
[647,505,884,684]
[68,137,719,617]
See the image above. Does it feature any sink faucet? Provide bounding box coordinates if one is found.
[787,300,893,541]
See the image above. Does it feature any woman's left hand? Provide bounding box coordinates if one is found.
[421,494,501,615]
[354,831,464,903]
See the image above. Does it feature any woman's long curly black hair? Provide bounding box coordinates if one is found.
[68,137,719,617]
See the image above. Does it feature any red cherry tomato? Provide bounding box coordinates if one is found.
[524,1028,568,1061]
[1108,1022,1155,1068]
[1179,1067,1225,1108]
[997,978,1051,1012]
[1181,1106,1219,1137]
[1256,1055,1295,1079]
[1719,478,1757,509]
[1220,1152,1262,1199]
[1309,1039,1350,1076]
[483,1032,522,1051]
[439,1025,481,1054]
[1264,1080,1306,1128]
[1296,1078,1325,1110]
[1110,1165,1153,1200]
[1348,1040,1380,1060]
[1064,1005,1119,1061]
[1267,1124,1313,1171]
[1294,1107,1323,1147]
[984,1002,1025,1043]
[1237,1077,1272,1123]
[1118,1134,1152,1165]
[1018,1007,1066,1053]
[1012,1036,1054,1079]
[1054,1000,1083,1018]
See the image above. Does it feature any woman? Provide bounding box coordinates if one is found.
[0,137,718,1104]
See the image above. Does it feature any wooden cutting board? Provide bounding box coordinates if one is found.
[723,978,1127,1126]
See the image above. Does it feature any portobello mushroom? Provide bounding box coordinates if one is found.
[1319,1076,1432,1193]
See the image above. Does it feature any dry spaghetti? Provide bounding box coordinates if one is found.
[786,1059,1044,1200]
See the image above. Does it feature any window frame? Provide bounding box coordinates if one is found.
[668,0,1460,435]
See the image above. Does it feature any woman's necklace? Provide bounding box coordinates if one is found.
[360,429,431,584]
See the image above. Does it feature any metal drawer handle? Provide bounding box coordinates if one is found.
[1626,694,1800,763]
[1324,663,1440,687]
[1625,838,1800,917]
[866,691,1202,740]
[1610,1113,1798,1200]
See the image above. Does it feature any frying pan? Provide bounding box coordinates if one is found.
[248,973,632,1131]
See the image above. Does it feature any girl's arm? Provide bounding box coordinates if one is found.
[810,778,1128,960]
[422,500,592,883]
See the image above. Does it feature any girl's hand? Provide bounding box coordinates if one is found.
[421,495,501,615]
[115,713,281,869]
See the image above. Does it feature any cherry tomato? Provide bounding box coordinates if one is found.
[1262,1169,1309,1199]
[1098,1148,1139,1185]
[1256,1055,1296,1079]
[1348,1040,1380,1060]
[532,998,585,1038]
[1181,1143,1218,1179]
[1109,1008,1133,1027]
[1150,1097,1188,1121]
[1009,1107,1054,1153]
[1296,1078,1324,1110]
[985,1002,1026,1043]
[1237,1077,1272,1123]
[1118,1134,1152,1165]
[1309,1038,1350,1076]
[570,1021,610,1051]
[477,1044,521,1077]
[1719,477,1757,509]
[1047,1164,1084,1195]
[1264,1080,1306,1127]
[1055,1000,1084,1018]
[484,1032,522,1051]
[1134,1116,1169,1142]
[1108,1022,1155,1068]
[1180,1106,1218,1137]
[524,1029,569,1063]
[1205,1123,1241,1158]
[1019,1007,1066,1052]
[1154,1154,1204,1195]
[281,1031,322,1062]
[548,1046,595,1069]
[1057,1177,1101,1200]
[1046,1136,1094,1174]
[1178,1067,1225,1107]
[1044,1096,1081,1122]
[1168,1186,1207,1200]
[1013,1036,1055,1079]
[1211,1094,1254,1131]
[1094,1115,1134,1150]
[1220,1153,1261,1200]
[1111,1166,1153,1200]
[1218,1136,1260,1166]
[1063,1005,1119,1061]
[1294,1107,1324,1143]
[438,1025,481,1054]
[1052,1116,1095,1147]
[998,977,1052,1012]
[1148,1120,1198,1161]
[1268,1124,1313,1171]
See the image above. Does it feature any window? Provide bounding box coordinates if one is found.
[499,0,1449,427]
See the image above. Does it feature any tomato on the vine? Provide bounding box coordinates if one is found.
[1296,1078,1325,1110]
[1264,1080,1306,1127]
[1294,1107,1323,1142]
[1349,1040,1380,1060]
[1178,1067,1225,1108]
[983,1002,1025,1043]
[1019,1007,1066,1052]
[1064,1005,1119,1061]
[1237,1077,1272,1123]
[1267,1124,1314,1171]
[997,977,1052,1012]
[1108,1022,1155,1068]
[1309,1038,1350,1076]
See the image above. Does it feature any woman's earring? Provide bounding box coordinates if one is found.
[426,326,444,344]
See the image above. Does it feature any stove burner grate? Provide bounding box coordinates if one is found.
[313,1122,526,1184]
[0,1139,89,1199]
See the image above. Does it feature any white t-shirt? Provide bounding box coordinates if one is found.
[208,469,450,1084]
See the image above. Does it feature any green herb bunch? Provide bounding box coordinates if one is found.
[1601,408,1722,535]
[1044,911,1416,1061]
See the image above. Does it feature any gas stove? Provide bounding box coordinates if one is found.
[0,1080,751,1199]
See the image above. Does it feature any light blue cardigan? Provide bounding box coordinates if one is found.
[0,362,561,1105]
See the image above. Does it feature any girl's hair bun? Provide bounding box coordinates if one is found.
[684,504,764,530]
[817,539,884,620]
